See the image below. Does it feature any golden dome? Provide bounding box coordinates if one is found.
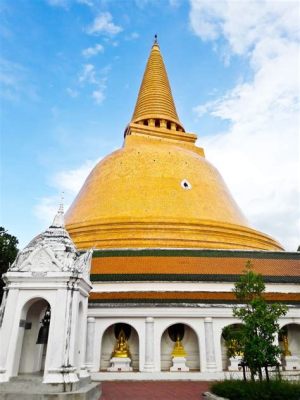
[65,40,283,251]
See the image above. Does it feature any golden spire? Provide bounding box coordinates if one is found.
[131,36,185,132]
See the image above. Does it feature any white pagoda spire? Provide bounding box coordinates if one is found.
[51,194,65,228]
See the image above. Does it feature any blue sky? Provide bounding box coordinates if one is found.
[1,0,299,250]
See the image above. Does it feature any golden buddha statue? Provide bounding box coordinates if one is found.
[228,339,243,357]
[112,329,131,358]
[171,335,187,358]
[282,334,292,357]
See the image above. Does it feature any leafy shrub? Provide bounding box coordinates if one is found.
[211,380,300,400]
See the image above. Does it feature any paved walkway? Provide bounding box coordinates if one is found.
[101,381,211,400]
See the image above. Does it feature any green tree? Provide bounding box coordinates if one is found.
[0,227,19,301]
[233,261,287,381]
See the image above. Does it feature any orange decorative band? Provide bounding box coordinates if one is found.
[89,291,300,304]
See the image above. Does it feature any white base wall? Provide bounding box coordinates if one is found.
[87,304,300,375]
[91,370,300,381]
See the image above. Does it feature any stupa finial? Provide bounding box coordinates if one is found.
[59,192,64,214]
[154,34,158,45]
[51,193,65,228]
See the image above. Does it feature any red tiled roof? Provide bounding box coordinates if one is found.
[91,249,299,282]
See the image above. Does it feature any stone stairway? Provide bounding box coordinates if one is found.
[0,374,101,400]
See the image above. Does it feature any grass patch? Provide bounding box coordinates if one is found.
[211,380,300,400]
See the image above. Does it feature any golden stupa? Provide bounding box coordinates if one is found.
[65,39,283,251]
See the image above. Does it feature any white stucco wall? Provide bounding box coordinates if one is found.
[87,304,300,376]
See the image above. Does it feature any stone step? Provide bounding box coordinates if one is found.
[0,381,101,400]
[0,375,99,399]
[10,374,43,383]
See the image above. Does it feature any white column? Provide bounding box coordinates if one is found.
[0,289,20,382]
[79,297,89,378]
[43,288,78,384]
[68,287,80,369]
[143,317,155,371]
[85,317,96,371]
[204,317,217,371]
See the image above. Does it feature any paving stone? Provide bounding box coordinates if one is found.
[100,381,211,400]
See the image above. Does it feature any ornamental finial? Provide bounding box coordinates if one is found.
[154,34,158,45]
[51,193,65,228]
[59,191,65,214]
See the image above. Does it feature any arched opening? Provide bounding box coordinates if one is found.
[100,323,139,371]
[18,298,51,375]
[160,323,200,371]
[221,323,244,371]
[279,323,300,370]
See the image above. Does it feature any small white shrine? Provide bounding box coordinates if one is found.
[0,205,100,398]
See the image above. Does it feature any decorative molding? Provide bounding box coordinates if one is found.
[75,249,93,281]
[90,273,300,284]
[92,248,300,260]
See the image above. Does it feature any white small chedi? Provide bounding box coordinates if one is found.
[0,204,93,388]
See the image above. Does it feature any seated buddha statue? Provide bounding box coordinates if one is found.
[283,334,292,356]
[228,339,243,357]
[171,334,187,358]
[112,329,131,358]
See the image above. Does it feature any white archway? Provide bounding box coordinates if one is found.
[160,323,200,371]
[279,323,300,359]
[100,323,139,371]
[220,323,244,371]
[17,297,51,376]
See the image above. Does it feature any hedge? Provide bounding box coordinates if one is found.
[211,380,300,400]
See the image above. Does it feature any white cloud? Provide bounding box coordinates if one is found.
[82,43,104,58]
[77,0,93,6]
[46,0,69,8]
[125,32,140,41]
[86,12,122,36]
[79,63,97,84]
[134,0,150,8]
[190,0,300,250]
[92,89,105,104]
[47,0,93,8]
[52,159,98,194]
[78,63,108,104]
[169,0,181,7]
[66,87,79,98]
[0,58,39,102]
[190,1,299,53]
[99,64,111,75]
[134,0,160,8]
[34,159,99,225]
[34,196,66,225]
